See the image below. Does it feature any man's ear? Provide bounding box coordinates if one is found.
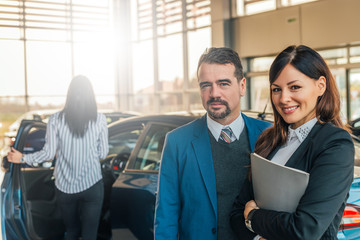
[239,77,246,96]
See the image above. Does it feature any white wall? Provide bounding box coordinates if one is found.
[233,0,360,57]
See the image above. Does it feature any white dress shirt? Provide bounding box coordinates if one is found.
[207,113,245,142]
[271,117,318,165]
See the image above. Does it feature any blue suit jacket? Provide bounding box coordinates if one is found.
[154,113,271,240]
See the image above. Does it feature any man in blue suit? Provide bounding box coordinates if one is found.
[154,47,271,240]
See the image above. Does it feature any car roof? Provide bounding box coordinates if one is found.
[108,114,199,129]
[106,110,275,129]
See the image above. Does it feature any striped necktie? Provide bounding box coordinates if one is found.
[220,127,233,143]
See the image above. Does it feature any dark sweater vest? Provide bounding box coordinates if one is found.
[209,127,251,240]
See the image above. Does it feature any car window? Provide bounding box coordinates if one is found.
[108,128,143,156]
[20,126,53,168]
[23,127,46,154]
[132,124,174,171]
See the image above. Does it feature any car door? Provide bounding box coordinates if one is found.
[110,121,179,240]
[98,120,145,239]
[1,120,64,240]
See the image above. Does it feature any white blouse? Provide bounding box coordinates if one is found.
[23,112,109,194]
[271,117,318,166]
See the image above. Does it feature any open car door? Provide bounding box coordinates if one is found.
[1,120,65,240]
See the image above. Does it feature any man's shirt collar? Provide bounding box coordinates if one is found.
[207,113,244,142]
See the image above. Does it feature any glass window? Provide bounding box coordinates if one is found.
[26,41,72,98]
[281,0,317,6]
[132,40,154,93]
[189,92,203,111]
[133,124,175,171]
[73,40,115,96]
[130,0,211,113]
[0,27,21,39]
[186,0,211,29]
[26,29,68,41]
[104,126,143,175]
[159,93,183,113]
[318,48,347,65]
[22,125,53,168]
[0,40,25,96]
[28,96,65,108]
[237,0,276,16]
[250,76,271,112]
[331,68,347,121]
[0,0,113,110]
[133,94,155,114]
[187,27,211,89]
[157,0,183,35]
[349,68,360,120]
[133,0,153,40]
[23,127,46,154]
[158,34,184,89]
[350,46,360,64]
[246,0,275,15]
[236,0,319,16]
[250,57,275,72]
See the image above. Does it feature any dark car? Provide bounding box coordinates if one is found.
[1,112,360,240]
[350,117,360,137]
[0,110,138,163]
[4,110,138,143]
[0,113,198,240]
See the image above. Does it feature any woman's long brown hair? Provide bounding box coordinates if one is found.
[255,45,350,158]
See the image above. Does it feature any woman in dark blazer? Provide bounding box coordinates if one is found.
[230,45,354,240]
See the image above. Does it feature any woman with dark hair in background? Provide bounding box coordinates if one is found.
[8,75,109,240]
[230,45,354,240]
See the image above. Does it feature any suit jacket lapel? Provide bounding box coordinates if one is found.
[192,115,217,215]
[267,122,323,166]
[285,136,312,168]
[242,113,262,152]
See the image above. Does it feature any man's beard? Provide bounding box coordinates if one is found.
[206,98,231,119]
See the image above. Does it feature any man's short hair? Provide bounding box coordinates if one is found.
[197,47,244,82]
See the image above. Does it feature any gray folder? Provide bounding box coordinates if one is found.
[251,153,309,213]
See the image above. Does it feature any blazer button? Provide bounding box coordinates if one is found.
[212,228,216,234]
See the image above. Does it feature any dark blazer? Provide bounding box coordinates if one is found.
[230,122,354,240]
[154,113,271,240]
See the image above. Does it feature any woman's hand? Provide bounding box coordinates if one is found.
[7,147,23,164]
[245,201,266,239]
[244,200,259,219]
